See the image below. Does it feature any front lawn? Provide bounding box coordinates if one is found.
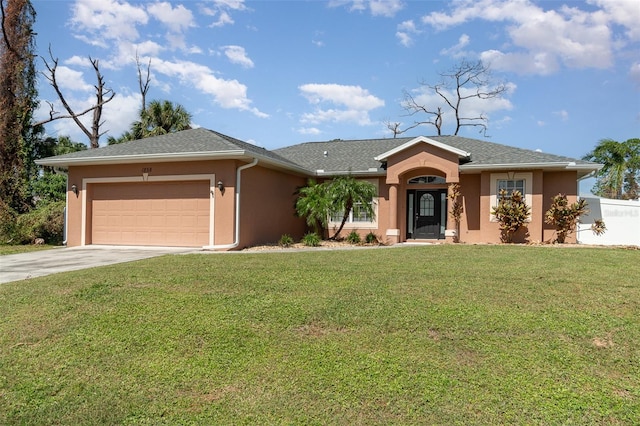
[0,245,638,424]
[0,244,58,256]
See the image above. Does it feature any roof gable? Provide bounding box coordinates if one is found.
[373,136,471,162]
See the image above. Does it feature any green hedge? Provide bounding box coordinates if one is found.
[1,201,65,245]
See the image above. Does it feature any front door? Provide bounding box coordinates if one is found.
[407,190,446,239]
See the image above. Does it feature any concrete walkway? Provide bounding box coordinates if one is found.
[0,245,198,284]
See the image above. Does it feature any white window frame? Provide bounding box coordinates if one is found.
[490,172,533,222]
[328,178,379,230]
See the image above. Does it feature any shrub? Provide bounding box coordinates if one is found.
[301,232,321,247]
[365,232,379,244]
[0,200,19,244]
[15,201,65,245]
[278,234,294,248]
[544,194,598,243]
[491,190,531,243]
[448,183,463,243]
[346,230,361,244]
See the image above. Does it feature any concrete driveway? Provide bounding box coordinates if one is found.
[0,245,198,284]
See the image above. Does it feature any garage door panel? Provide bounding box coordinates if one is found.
[91,181,210,247]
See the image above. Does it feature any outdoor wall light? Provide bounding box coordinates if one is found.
[217,181,225,194]
[71,184,79,196]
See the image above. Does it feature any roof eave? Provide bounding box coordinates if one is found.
[314,169,386,177]
[35,150,248,167]
[459,162,602,172]
[35,150,313,175]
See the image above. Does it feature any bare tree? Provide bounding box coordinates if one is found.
[384,120,404,138]
[398,59,506,137]
[136,51,151,113]
[36,48,115,148]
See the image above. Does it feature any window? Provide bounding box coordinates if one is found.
[408,175,446,185]
[328,179,379,229]
[490,172,533,221]
[497,179,525,199]
[332,201,375,223]
[419,193,435,216]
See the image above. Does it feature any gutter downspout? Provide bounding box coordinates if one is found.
[204,158,258,250]
[63,174,69,245]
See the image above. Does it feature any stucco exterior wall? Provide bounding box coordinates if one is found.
[542,171,579,243]
[63,153,584,248]
[238,165,306,248]
[385,143,460,185]
[457,170,579,244]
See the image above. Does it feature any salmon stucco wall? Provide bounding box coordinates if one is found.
[385,142,460,185]
[542,171,579,243]
[457,170,579,244]
[238,164,306,249]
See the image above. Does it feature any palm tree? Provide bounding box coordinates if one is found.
[584,138,640,200]
[327,176,377,239]
[295,179,331,237]
[133,99,192,139]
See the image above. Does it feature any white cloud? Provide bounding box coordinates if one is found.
[101,92,144,143]
[147,2,195,33]
[133,40,164,58]
[299,83,384,126]
[70,0,148,42]
[554,110,569,121]
[154,58,267,117]
[396,20,420,47]
[52,65,94,92]
[222,45,255,68]
[590,0,640,41]
[329,0,404,17]
[297,127,322,135]
[368,0,404,17]
[201,0,248,27]
[440,34,471,58]
[421,0,635,75]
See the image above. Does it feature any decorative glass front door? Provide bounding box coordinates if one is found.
[407,189,447,239]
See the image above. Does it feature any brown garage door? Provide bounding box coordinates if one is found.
[91,181,210,247]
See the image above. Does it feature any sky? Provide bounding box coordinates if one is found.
[32,0,639,170]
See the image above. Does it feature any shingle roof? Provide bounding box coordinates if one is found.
[273,137,412,173]
[274,135,598,173]
[37,127,302,169]
[37,128,599,177]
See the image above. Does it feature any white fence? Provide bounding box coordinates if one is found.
[578,197,640,246]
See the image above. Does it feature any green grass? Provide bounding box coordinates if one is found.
[0,244,58,256]
[0,245,638,425]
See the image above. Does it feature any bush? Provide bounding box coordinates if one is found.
[346,230,361,244]
[491,190,530,243]
[365,232,379,244]
[301,232,321,247]
[15,201,65,245]
[544,194,594,243]
[278,234,294,248]
[0,200,19,244]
